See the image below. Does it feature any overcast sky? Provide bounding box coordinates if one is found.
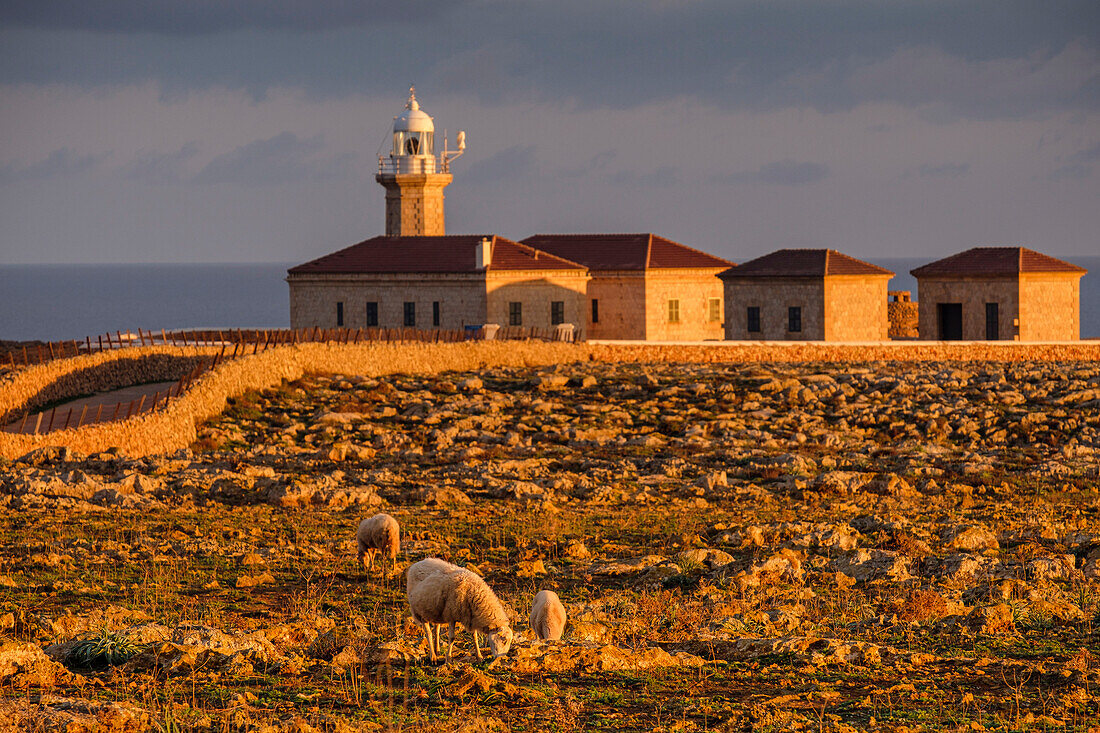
[1,0,1098,265]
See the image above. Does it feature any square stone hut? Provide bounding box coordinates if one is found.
[910,247,1087,341]
[287,235,589,333]
[720,249,894,341]
[520,233,734,341]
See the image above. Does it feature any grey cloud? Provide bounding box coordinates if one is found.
[608,166,678,187]
[714,160,830,186]
[193,132,353,186]
[0,0,456,34]
[917,163,970,178]
[1,1,1097,119]
[0,147,101,184]
[1073,142,1100,162]
[462,145,537,186]
[559,150,617,179]
[1049,163,1092,181]
[120,142,198,184]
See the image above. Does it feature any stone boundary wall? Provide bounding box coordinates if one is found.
[2,340,1098,460]
[888,301,919,339]
[589,342,1100,364]
[0,349,213,425]
[0,342,588,460]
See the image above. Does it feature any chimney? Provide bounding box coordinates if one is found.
[476,237,492,269]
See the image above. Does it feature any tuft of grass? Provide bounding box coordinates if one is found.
[66,627,144,669]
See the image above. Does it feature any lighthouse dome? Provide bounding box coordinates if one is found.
[393,88,434,133]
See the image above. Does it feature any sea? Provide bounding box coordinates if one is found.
[1,258,1098,342]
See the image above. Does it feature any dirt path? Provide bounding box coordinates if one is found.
[2,381,178,434]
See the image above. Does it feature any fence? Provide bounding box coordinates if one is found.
[0,325,582,434]
[2,351,228,435]
[2,325,582,372]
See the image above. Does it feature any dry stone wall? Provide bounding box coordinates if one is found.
[2,339,1098,460]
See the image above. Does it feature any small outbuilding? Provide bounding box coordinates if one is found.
[521,234,734,341]
[720,249,893,341]
[910,247,1087,341]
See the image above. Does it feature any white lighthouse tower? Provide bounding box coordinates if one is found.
[376,87,465,236]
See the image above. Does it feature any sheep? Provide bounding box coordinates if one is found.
[356,513,400,574]
[406,558,460,653]
[529,589,566,641]
[407,565,513,662]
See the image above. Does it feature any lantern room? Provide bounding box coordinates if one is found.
[390,87,435,172]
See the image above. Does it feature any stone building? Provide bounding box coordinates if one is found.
[288,235,588,332]
[289,90,733,341]
[521,234,734,340]
[720,249,893,341]
[910,247,1087,341]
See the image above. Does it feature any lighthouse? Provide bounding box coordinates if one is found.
[376,87,465,236]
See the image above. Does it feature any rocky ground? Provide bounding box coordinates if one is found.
[1,359,1099,732]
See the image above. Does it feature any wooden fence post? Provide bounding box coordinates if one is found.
[77,405,88,428]
[33,412,43,434]
[95,404,103,424]
[18,413,28,433]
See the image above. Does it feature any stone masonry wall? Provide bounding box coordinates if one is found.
[724,279,825,340]
[823,276,890,341]
[1019,273,1082,341]
[916,278,1019,340]
[888,301,919,339]
[644,269,727,341]
[486,271,589,331]
[378,173,452,236]
[586,272,647,340]
[289,274,486,331]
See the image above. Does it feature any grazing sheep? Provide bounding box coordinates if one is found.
[529,589,566,641]
[407,566,513,661]
[406,558,460,653]
[356,513,400,573]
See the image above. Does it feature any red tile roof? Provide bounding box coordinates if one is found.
[720,249,894,278]
[910,247,1088,277]
[288,236,585,274]
[521,234,733,271]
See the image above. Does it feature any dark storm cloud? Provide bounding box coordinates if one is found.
[714,160,830,186]
[1,1,1097,118]
[193,132,354,186]
[0,147,102,184]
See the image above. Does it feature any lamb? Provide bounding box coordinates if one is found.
[406,564,513,661]
[529,589,566,641]
[356,513,400,574]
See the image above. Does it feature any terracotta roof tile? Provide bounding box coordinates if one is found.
[910,247,1087,277]
[720,249,893,278]
[288,236,585,275]
[521,234,733,271]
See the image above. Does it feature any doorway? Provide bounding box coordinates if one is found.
[937,303,963,340]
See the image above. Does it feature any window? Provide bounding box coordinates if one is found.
[591,298,599,324]
[403,301,416,327]
[985,302,999,340]
[432,301,440,327]
[788,306,802,333]
[551,301,565,325]
[366,302,378,327]
[509,301,522,326]
[668,299,680,323]
[747,306,761,333]
[336,301,344,327]
[708,298,722,322]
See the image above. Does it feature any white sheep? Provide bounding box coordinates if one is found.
[529,589,566,641]
[406,564,513,661]
[406,558,460,653]
[356,513,400,574]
